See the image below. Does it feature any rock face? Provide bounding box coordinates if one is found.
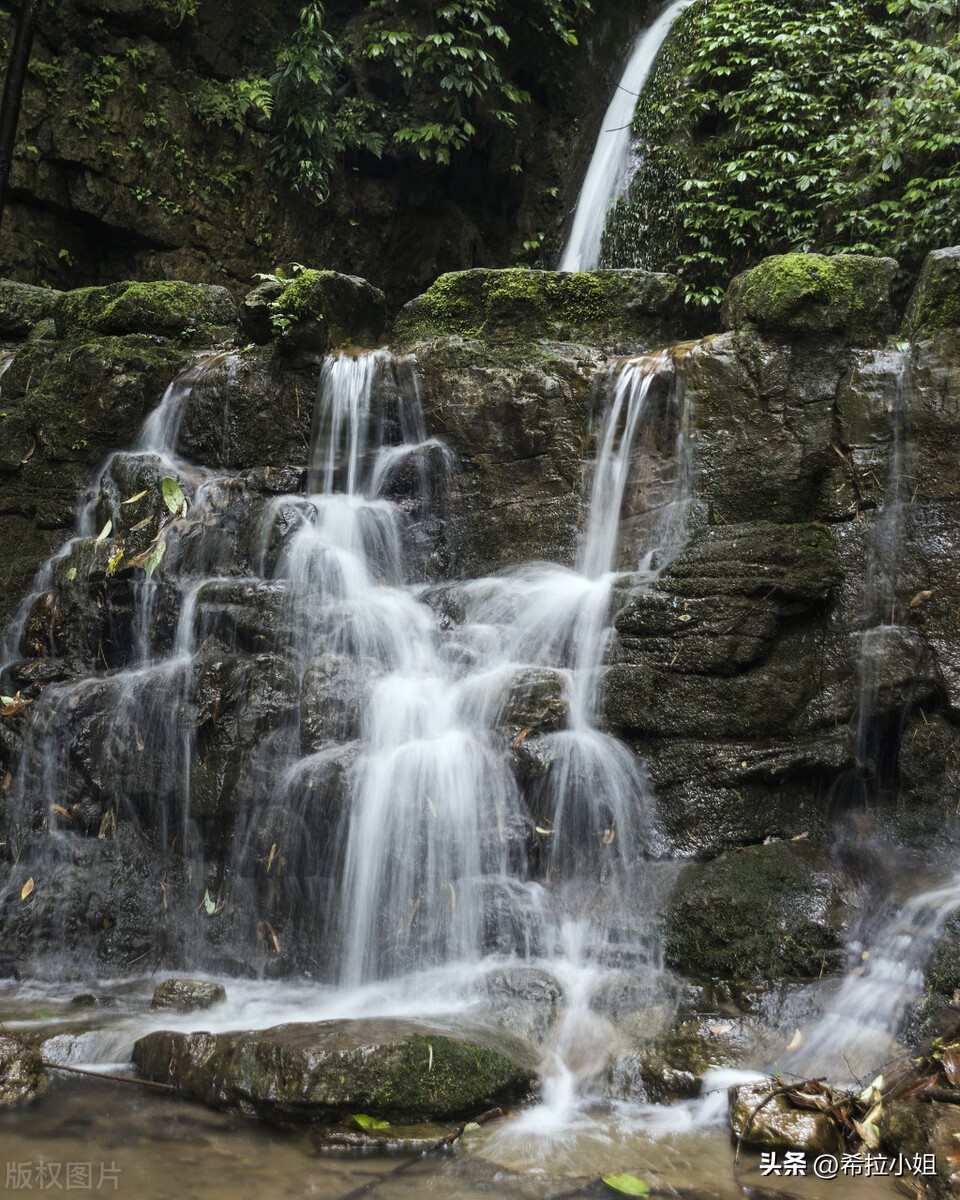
[3,249,960,999]
[664,842,846,982]
[903,246,960,340]
[132,1020,534,1123]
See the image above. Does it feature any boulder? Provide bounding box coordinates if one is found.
[721,253,896,343]
[268,269,387,359]
[0,1035,47,1105]
[394,267,685,352]
[132,1019,534,1123]
[730,1078,843,1152]
[56,280,236,343]
[0,280,62,339]
[903,246,960,339]
[151,978,227,1012]
[664,841,846,981]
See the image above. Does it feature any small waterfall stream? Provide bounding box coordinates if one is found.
[558,0,691,272]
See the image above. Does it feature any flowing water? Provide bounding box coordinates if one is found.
[0,340,929,1197]
[558,0,692,272]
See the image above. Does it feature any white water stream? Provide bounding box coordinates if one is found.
[558,0,691,272]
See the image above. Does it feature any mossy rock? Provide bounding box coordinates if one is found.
[664,841,846,982]
[269,269,387,357]
[56,280,236,342]
[393,267,684,350]
[730,1079,844,1152]
[0,280,62,339]
[133,1019,534,1124]
[721,253,896,343]
[0,1035,48,1105]
[902,246,960,339]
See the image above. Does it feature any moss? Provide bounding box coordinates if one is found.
[393,267,685,350]
[9,335,186,462]
[902,246,960,339]
[0,280,62,339]
[56,280,236,342]
[664,841,845,982]
[133,1023,533,1123]
[269,269,386,356]
[721,252,896,343]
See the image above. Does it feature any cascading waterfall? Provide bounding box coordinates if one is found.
[2,341,690,1000]
[558,0,691,273]
[784,347,959,1083]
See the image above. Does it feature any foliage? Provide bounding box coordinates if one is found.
[193,0,590,202]
[603,0,960,307]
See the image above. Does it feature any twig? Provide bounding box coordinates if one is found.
[332,1107,503,1200]
[41,1061,177,1092]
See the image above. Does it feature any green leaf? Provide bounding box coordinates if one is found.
[602,1176,650,1197]
[351,1114,390,1130]
[161,477,187,515]
[66,567,78,582]
[145,538,166,577]
[202,889,217,915]
[96,519,112,542]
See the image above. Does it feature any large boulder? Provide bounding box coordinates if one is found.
[663,841,847,981]
[721,253,896,343]
[132,1019,534,1123]
[730,1078,843,1152]
[0,279,62,339]
[56,280,236,343]
[902,246,960,340]
[393,268,685,352]
[266,270,387,359]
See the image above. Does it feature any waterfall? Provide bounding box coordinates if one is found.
[0,340,691,994]
[558,0,691,273]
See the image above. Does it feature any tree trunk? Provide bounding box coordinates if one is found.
[0,0,44,225]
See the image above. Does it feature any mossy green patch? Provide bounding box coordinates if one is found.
[0,280,62,339]
[133,1020,533,1123]
[721,252,896,343]
[664,841,845,982]
[902,246,960,339]
[393,267,685,350]
[263,269,386,356]
[56,280,235,342]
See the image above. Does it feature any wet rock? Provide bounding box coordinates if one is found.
[151,978,227,1012]
[413,338,596,573]
[675,334,849,525]
[300,655,372,751]
[903,246,960,340]
[721,253,896,344]
[475,967,562,1042]
[0,1035,47,1105]
[132,1019,534,1123]
[177,344,313,469]
[664,842,847,982]
[55,280,236,344]
[0,280,62,339]
[394,268,686,352]
[729,1078,843,1152]
[497,668,568,737]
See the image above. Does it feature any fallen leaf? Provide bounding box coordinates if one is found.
[786,1028,803,1052]
[122,489,150,505]
[20,877,35,900]
[601,1175,650,1197]
[351,1114,390,1131]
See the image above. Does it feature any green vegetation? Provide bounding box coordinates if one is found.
[604,0,960,307]
[193,0,591,201]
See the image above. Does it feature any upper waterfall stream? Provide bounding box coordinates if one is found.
[558,0,691,272]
